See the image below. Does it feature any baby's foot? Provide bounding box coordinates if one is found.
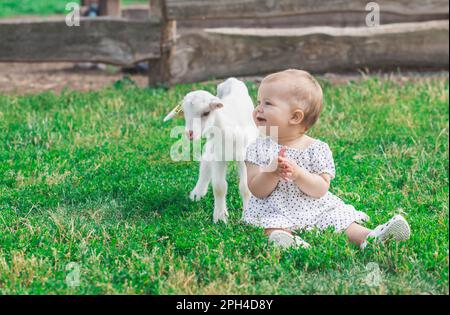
[361,214,411,249]
[268,230,311,249]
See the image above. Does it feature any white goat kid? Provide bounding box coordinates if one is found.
[164,78,257,223]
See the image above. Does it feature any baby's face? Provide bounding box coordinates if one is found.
[254,81,293,133]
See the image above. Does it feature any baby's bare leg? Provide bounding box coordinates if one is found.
[345,223,371,246]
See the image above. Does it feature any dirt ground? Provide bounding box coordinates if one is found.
[0,62,149,95]
[0,62,448,95]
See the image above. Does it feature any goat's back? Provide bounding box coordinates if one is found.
[216,78,255,128]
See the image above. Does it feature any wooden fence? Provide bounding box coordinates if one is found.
[166,0,449,27]
[156,0,449,84]
[0,0,161,66]
[0,0,448,86]
[0,17,161,66]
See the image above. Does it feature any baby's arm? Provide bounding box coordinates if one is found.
[246,150,294,199]
[280,158,331,198]
[246,147,294,199]
[292,166,331,198]
[245,162,280,199]
[246,162,280,199]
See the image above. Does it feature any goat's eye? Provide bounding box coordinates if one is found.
[202,112,210,117]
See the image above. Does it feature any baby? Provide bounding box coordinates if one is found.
[244,69,411,249]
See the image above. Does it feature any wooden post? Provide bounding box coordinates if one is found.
[99,0,121,17]
[149,0,177,86]
[160,19,177,84]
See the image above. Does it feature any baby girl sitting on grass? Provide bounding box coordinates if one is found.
[244,69,411,249]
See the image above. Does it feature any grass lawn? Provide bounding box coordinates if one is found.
[0,0,148,17]
[0,76,448,294]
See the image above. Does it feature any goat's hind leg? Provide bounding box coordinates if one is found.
[190,160,211,201]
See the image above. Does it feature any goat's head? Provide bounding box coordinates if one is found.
[164,90,224,141]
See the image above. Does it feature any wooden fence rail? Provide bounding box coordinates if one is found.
[0,17,161,66]
[165,20,449,84]
[165,0,449,21]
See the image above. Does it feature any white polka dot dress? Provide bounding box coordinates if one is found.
[244,137,369,232]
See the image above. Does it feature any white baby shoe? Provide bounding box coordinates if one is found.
[268,230,311,249]
[361,214,411,249]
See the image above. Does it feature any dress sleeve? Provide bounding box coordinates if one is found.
[311,142,336,179]
[245,139,262,166]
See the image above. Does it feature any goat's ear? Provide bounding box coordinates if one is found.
[209,101,224,110]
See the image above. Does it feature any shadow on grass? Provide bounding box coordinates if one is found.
[121,187,193,220]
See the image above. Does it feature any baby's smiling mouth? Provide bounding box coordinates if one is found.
[256,116,267,123]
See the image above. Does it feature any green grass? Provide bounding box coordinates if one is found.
[0,76,448,294]
[0,0,148,17]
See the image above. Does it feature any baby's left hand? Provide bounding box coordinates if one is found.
[278,148,301,181]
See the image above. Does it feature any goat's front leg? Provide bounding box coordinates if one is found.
[237,161,251,212]
[190,160,211,201]
[211,161,228,223]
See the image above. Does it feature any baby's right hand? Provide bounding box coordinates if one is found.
[262,147,292,180]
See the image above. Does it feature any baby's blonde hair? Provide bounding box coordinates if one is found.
[262,69,323,131]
